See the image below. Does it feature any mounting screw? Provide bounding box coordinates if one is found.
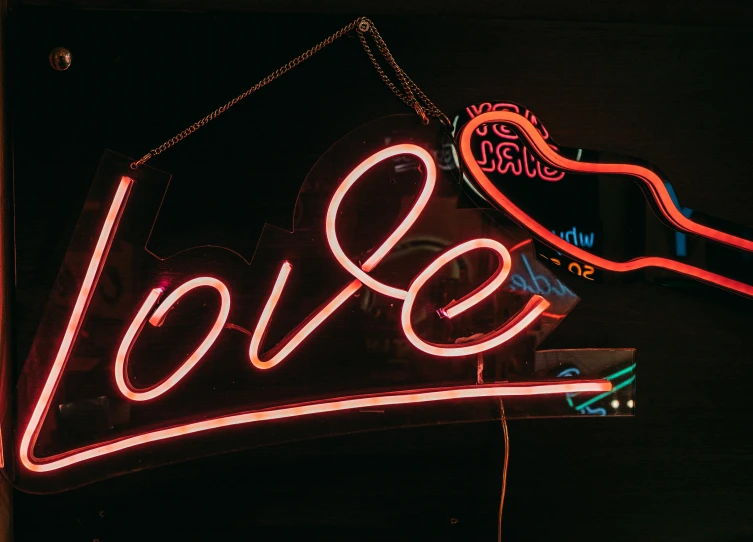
[49,47,72,71]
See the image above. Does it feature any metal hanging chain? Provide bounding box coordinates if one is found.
[130,17,450,169]
[356,20,449,127]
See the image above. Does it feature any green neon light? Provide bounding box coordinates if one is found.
[605,363,636,382]
[575,375,636,411]
[566,363,636,402]
[566,395,574,407]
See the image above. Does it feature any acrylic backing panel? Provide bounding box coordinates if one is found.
[7,115,631,492]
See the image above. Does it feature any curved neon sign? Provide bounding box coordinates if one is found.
[19,145,610,474]
[115,277,232,401]
[459,110,753,298]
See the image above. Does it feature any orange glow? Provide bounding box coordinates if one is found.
[115,277,231,401]
[459,111,753,297]
[19,176,133,473]
[401,239,551,356]
[22,380,610,473]
[325,144,436,300]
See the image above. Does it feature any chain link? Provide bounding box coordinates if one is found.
[131,17,449,169]
[357,22,450,127]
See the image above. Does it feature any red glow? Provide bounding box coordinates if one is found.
[253,149,546,366]
[22,380,610,473]
[20,145,601,474]
[19,176,133,473]
[439,239,513,319]
[115,277,231,401]
[507,238,533,254]
[465,102,565,182]
[249,263,362,369]
[459,111,753,297]
[402,239,550,357]
[251,144,436,368]
[326,144,435,300]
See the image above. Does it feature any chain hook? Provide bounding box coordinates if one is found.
[413,103,430,125]
[129,153,152,170]
[357,17,372,33]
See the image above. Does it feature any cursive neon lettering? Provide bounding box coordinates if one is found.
[325,144,435,300]
[249,263,362,369]
[251,144,435,369]
[465,102,565,182]
[20,176,133,473]
[252,146,546,366]
[115,277,231,401]
[401,239,550,357]
[19,146,611,475]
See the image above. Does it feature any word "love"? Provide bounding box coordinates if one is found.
[20,143,611,474]
[116,145,551,401]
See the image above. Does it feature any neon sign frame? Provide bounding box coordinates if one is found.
[458,110,753,298]
[18,143,611,476]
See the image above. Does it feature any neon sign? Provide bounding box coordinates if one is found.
[457,106,753,298]
[464,102,565,182]
[11,117,619,487]
[557,364,636,415]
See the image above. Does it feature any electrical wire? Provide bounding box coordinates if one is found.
[498,398,509,542]
[130,17,449,170]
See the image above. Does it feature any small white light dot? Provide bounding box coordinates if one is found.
[627,400,634,409]
[610,399,620,409]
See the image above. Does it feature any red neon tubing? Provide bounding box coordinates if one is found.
[19,149,602,475]
[251,144,436,369]
[459,111,753,298]
[115,277,231,401]
[249,263,363,369]
[252,146,545,367]
[326,144,436,300]
[439,239,513,319]
[402,240,549,356]
[22,380,610,473]
[19,176,133,473]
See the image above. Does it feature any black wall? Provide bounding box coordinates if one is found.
[6,5,753,541]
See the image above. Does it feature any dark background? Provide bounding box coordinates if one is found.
[4,2,753,540]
